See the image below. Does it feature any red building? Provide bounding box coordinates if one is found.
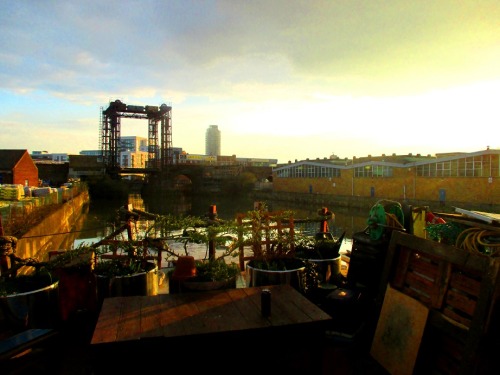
[0,149,39,186]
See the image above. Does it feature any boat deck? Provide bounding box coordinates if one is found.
[0,262,388,375]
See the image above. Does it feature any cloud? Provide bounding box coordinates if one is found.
[0,1,499,162]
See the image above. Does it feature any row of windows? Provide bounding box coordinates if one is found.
[354,165,393,178]
[416,156,499,177]
[275,165,341,178]
[275,164,393,178]
[275,155,500,179]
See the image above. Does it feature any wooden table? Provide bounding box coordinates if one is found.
[91,285,332,373]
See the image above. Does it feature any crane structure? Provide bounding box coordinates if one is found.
[99,100,172,174]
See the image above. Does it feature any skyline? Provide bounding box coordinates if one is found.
[1,1,499,164]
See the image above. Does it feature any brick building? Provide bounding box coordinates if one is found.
[0,149,39,186]
[273,148,500,207]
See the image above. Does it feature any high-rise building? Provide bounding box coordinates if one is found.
[205,125,221,156]
[120,136,148,152]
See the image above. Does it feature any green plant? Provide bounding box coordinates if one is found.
[425,222,465,244]
[0,268,56,296]
[295,233,344,260]
[155,211,241,264]
[91,239,158,277]
[236,203,297,267]
[94,257,151,277]
[189,258,240,282]
[160,213,243,286]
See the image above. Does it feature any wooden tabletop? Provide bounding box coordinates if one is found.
[91,284,331,345]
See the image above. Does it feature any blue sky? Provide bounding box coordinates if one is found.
[1,1,499,163]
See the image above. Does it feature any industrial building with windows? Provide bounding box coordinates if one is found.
[272,148,499,206]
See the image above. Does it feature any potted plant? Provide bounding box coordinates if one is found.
[162,208,242,293]
[1,235,60,330]
[236,204,308,291]
[177,258,241,292]
[91,239,160,305]
[295,231,345,287]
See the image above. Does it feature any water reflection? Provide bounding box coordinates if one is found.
[73,193,370,258]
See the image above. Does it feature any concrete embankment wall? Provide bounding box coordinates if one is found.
[251,190,499,213]
[15,191,90,269]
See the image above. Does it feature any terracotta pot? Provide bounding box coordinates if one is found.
[171,256,197,281]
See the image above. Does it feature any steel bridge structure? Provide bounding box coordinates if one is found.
[99,99,172,174]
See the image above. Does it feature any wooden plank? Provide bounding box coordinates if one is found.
[460,258,500,374]
[261,289,292,326]
[390,231,488,274]
[189,290,242,334]
[91,297,123,344]
[450,271,481,297]
[442,306,472,327]
[228,287,269,327]
[434,261,451,309]
[160,294,200,338]
[454,208,500,225]
[408,254,438,281]
[401,285,432,306]
[139,295,163,338]
[405,271,435,298]
[445,289,477,318]
[391,247,410,288]
[116,295,142,341]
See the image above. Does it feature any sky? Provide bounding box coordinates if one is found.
[0,1,499,164]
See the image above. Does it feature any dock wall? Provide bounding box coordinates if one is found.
[252,190,499,213]
[15,191,90,270]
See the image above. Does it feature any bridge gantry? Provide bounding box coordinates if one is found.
[99,99,173,174]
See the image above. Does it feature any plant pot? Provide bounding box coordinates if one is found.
[168,256,198,294]
[0,274,60,330]
[297,256,342,286]
[181,276,237,292]
[95,261,158,306]
[245,258,306,290]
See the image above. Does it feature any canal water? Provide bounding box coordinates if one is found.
[71,192,371,267]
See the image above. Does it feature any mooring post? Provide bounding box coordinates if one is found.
[208,205,217,260]
[319,207,330,233]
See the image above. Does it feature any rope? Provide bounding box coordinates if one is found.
[385,213,405,230]
[17,226,110,240]
[455,227,500,257]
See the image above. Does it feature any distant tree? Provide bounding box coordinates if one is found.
[222,172,257,195]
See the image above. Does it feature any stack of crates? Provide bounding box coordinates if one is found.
[0,184,25,201]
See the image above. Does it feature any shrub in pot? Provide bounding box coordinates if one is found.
[236,206,308,291]
[1,236,60,330]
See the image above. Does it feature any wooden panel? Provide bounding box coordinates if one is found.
[376,231,500,375]
[450,271,481,296]
[370,285,429,374]
[442,306,472,327]
[446,289,477,317]
[408,253,439,280]
[405,270,435,295]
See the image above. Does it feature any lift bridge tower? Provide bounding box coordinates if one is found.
[99,99,173,175]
